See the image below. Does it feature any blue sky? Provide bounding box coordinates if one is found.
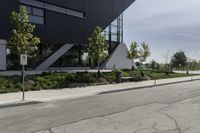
[123,0,200,63]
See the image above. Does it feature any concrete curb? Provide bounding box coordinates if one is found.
[0,101,42,109]
[98,78,200,95]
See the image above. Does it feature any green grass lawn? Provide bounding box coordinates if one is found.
[143,70,198,80]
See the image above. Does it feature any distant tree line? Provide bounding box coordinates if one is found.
[145,50,200,74]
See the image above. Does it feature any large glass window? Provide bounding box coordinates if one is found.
[103,14,123,43]
[111,34,118,42]
[112,19,118,26]
[103,14,123,54]
[111,25,118,34]
[51,45,90,67]
[23,5,44,25]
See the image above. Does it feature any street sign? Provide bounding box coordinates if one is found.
[20,54,27,65]
[20,54,27,101]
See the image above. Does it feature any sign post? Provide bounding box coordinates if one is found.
[20,54,27,101]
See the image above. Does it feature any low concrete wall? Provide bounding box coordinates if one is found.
[0,40,6,71]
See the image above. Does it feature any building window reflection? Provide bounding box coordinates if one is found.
[103,14,123,54]
[103,14,123,43]
[51,45,90,67]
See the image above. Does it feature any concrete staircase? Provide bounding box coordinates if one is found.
[36,44,74,70]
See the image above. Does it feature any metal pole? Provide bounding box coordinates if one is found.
[22,65,25,101]
[191,69,193,81]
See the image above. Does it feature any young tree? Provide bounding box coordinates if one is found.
[162,50,173,73]
[7,6,40,67]
[188,59,197,71]
[138,42,151,76]
[155,63,160,71]
[150,60,156,70]
[127,42,139,70]
[162,50,170,65]
[170,51,187,70]
[88,26,107,78]
[138,42,151,64]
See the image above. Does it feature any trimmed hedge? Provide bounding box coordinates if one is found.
[0,77,22,93]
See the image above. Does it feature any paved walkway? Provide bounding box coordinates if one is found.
[174,70,200,74]
[0,69,112,76]
[0,76,200,106]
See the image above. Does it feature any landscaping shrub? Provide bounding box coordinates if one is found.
[33,72,97,90]
[73,72,96,83]
[102,71,116,83]
[103,75,115,83]
[128,70,143,81]
[0,70,198,94]
[33,72,71,89]
[0,77,22,93]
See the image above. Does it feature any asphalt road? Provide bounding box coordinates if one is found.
[1,80,200,133]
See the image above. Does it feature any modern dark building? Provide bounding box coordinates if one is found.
[0,0,135,70]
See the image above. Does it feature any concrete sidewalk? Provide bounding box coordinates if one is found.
[0,76,200,106]
[174,70,200,74]
[0,69,112,76]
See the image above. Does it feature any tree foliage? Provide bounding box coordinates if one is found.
[150,60,156,70]
[7,6,40,55]
[170,51,187,69]
[127,41,151,71]
[155,63,160,71]
[88,26,107,69]
[127,42,139,69]
[127,42,139,60]
[138,42,151,63]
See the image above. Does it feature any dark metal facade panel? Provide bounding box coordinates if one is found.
[84,0,135,42]
[0,0,135,44]
[0,0,19,40]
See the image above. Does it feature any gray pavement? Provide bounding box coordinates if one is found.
[1,80,200,133]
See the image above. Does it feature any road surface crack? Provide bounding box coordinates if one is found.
[159,111,182,133]
[133,121,158,133]
[48,128,54,133]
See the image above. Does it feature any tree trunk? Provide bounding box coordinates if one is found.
[97,61,101,79]
[132,59,134,70]
[90,57,95,69]
[140,63,144,77]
